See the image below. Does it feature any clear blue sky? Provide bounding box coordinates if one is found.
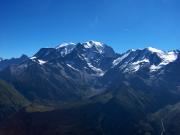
[0,0,180,58]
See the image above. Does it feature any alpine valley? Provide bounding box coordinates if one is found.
[0,41,180,135]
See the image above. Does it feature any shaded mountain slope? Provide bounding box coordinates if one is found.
[0,80,29,122]
[0,55,29,71]
[0,97,147,135]
[136,102,180,135]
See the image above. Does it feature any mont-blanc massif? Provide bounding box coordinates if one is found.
[0,41,180,135]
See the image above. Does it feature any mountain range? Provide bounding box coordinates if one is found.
[0,41,180,135]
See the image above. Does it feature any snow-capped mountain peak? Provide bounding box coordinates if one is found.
[83,41,104,48]
[13,42,179,76]
[146,47,164,54]
[55,42,76,49]
[82,41,105,54]
[112,47,179,73]
[150,51,178,72]
[143,47,177,63]
[55,43,76,57]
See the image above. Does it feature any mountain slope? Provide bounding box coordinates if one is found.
[0,55,29,71]
[0,43,179,106]
[135,102,180,135]
[102,48,180,109]
[0,42,180,135]
[0,95,147,135]
[0,80,29,122]
[0,41,118,104]
[0,76,179,135]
